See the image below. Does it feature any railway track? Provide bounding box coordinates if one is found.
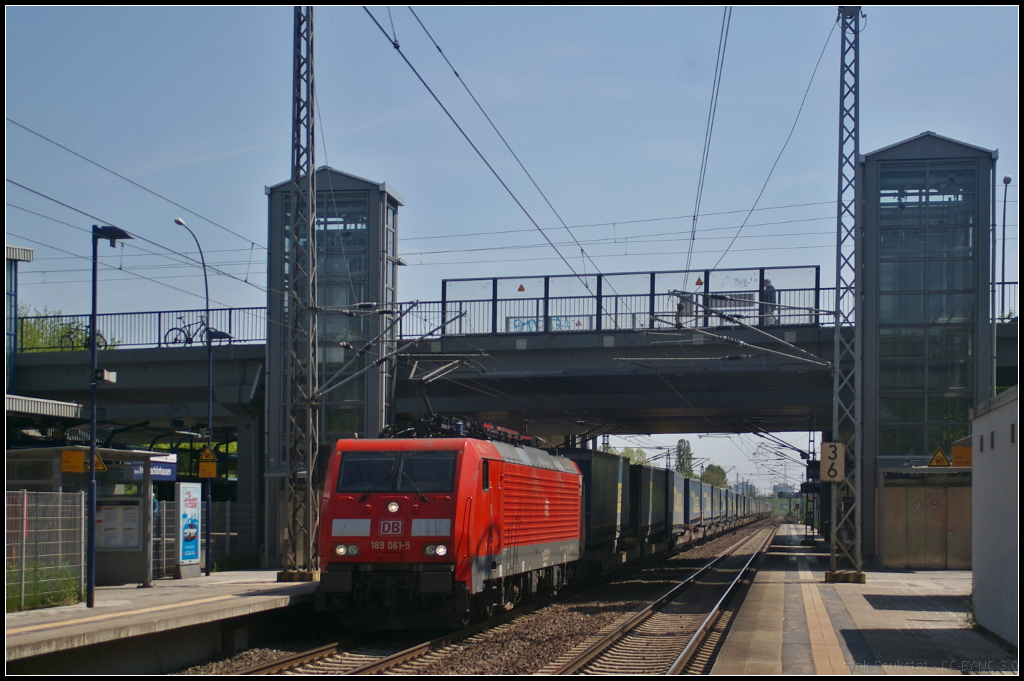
[239,519,776,675]
[546,519,779,675]
[238,599,543,675]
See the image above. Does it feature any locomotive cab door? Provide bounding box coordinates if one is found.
[482,459,495,562]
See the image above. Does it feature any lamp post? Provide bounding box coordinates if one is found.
[88,225,133,608]
[174,217,214,577]
[1001,176,1011,316]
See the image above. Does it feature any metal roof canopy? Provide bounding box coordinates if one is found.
[6,445,172,462]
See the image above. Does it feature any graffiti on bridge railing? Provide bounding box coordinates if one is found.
[506,316,594,333]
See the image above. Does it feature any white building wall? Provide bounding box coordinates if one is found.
[970,385,1017,647]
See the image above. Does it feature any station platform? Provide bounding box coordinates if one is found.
[5,570,317,674]
[713,524,1017,675]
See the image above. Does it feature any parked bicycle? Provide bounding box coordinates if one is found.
[163,315,231,346]
[58,320,107,351]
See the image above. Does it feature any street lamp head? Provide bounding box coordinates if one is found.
[1004,176,1012,185]
[93,224,133,246]
[174,217,187,227]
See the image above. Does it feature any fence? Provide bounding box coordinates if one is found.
[18,307,266,352]
[400,266,830,338]
[6,491,85,612]
[152,501,261,577]
[16,282,1018,349]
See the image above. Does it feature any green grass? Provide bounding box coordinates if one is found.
[6,561,83,612]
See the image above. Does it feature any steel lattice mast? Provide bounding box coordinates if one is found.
[830,5,863,577]
[282,5,318,575]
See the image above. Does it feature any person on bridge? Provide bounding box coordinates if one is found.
[671,289,695,329]
[760,279,777,325]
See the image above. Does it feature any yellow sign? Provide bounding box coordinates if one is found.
[951,445,972,467]
[84,452,108,472]
[928,447,952,467]
[199,446,217,478]
[61,450,85,473]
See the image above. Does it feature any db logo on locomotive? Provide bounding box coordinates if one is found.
[379,520,403,535]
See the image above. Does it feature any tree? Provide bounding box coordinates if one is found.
[16,304,67,352]
[620,447,650,465]
[702,463,729,488]
[675,438,695,478]
[16,304,118,352]
[603,446,650,465]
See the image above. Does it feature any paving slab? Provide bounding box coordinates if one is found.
[712,524,1017,675]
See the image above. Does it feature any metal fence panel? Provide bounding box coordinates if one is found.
[6,491,85,612]
[151,501,261,577]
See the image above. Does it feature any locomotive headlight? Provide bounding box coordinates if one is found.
[425,543,448,557]
[334,543,347,556]
[387,501,400,513]
[434,544,448,557]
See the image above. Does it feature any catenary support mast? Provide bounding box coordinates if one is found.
[829,5,863,579]
[281,5,319,577]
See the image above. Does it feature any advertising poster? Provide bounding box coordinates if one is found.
[176,482,202,565]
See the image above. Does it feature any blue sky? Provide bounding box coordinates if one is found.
[6,6,1017,487]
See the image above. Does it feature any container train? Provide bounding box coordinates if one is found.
[315,434,770,628]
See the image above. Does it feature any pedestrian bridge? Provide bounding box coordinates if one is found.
[13,265,1017,441]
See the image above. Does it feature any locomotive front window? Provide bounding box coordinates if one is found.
[336,450,457,493]
[398,451,457,493]
[337,452,398,492]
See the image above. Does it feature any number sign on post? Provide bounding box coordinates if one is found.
[821,442,845,482]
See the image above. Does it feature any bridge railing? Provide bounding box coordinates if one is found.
[407,266,830,338]
[17,307,266,352]
[15,282,1016,348]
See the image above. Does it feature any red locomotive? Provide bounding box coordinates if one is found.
[316,436,582,628]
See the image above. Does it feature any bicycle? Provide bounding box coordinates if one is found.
[58,320,107,351]
[163,315,231,346]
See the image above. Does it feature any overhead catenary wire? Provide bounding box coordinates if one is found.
[684,6,731,276]
[406,6,605,280]
[5,117,264,251]
[362,6,586,287]
[709,21,836,272]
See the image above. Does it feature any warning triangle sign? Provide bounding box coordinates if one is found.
[200,446,217,462]
[84,452,107,472]
[928,447,951,467]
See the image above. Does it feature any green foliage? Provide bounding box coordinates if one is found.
[16,304,120,352]
[619,447,650,465]
[702,463,729,488]
[675,438,695,478]
[601,446,650,465]
[16,304,66,352]
[6,560,82,612]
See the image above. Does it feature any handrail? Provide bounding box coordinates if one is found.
[15,281,1017,350]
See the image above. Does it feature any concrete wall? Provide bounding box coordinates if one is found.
[970,386,1017,647]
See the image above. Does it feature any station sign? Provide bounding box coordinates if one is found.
[124,462,178,481]
[820,442,845,482]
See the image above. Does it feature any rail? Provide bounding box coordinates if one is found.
[18,307,266,352]
[15,279,1017,349]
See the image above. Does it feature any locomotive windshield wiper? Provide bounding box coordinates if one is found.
[401,468,429,502]
[359,459,400,502]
